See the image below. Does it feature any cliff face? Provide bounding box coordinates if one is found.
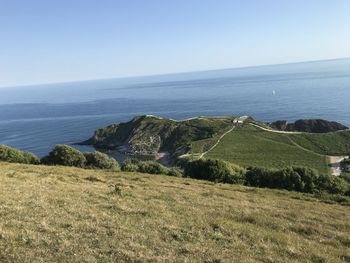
[270,119,348,133]
[80,115,234,156]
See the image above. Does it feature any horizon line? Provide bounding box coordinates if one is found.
[1,56,349,89]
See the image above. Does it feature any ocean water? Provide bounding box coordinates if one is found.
[1,59,350,157]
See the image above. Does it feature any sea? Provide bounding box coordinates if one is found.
[1,58,350,157]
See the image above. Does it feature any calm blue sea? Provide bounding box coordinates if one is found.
[1,59,350,157]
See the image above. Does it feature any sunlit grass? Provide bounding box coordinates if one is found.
[0,162,349,262]
[207,125,329,174]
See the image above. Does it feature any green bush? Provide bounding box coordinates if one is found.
[84,151,120,170]
[223,163,246,184]
[137,161,169,175]
[291,167,319,193]
[184,158,245,184]
[0,145,40,164]
[245,166,319,193]
[121,159,177,175]
[340,174,350,184]
[245,166,350,195]
[175,156,194,169]
[316,175,350,195]
[167,167,183,177]
[121,159,140,172]
[41,145,86,167]
[342,158,350,173]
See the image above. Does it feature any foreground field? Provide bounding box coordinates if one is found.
[1,163,350,262]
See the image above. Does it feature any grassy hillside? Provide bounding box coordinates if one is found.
[1,163,350,262]
[289,131,350,156]
[205,125,330,174]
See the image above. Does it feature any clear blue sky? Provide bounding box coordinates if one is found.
[1,0,350,87]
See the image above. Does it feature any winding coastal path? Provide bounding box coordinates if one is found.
[200,116,249,158]
[249,123,302,134]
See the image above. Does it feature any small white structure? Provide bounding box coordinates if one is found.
[234,115,249,124]
[233,119,244,124]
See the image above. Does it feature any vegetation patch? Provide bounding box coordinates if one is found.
[288,131,350,156]
[184,158,246,184]
[206,125,330,174]
[0,145,39,165]
[41,144,86,167]
[84,151,120,170]
[121,159,183,177]
[183,158,350,198]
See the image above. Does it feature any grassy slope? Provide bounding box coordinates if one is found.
[206,125,329,174]
[190,125,234,155]
[289,131,350,156]
[163,117,234,152]
[1,163,350,262]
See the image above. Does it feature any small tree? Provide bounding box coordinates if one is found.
[42,145,86,167]
[0,145,40,164]
[184,158,245,184]
[84,151,120,170]
[137,161,169,174]
[121,159,140,172]
[316,175,349,195]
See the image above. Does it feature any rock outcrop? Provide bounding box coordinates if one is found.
[270,119,348,133]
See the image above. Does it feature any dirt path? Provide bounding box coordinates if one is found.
[286,137,324,156]
[249,123,302,134]
[199,125,236,159]
[200,116,249,158]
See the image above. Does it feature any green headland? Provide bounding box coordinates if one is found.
[81,115,350,175]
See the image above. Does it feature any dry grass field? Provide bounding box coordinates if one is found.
[0,162,350,262]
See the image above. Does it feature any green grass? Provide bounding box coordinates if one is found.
[163,116,235,152]
[1,162,350,262]
[289,130,350,155]
[206,125,329,174]
[190,125,234,154]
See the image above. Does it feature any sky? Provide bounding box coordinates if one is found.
[0,0,350,87]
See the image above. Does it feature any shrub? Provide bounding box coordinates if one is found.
[122,159,181,176]
[184,158,245,184]
[0,145,40,164]
[342,158,350,173]
[167,167,183,177]
[291,167,319,193]
[41,145,86,167]
[316,175,350,195]
[84,151,120,170]
[175,156,194,169]
[340,174,350,184]
[245,167,275,187]
[223,163,246,184]
[137,161,169,175]
[245,166,319,193]
[121,159,140,172]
